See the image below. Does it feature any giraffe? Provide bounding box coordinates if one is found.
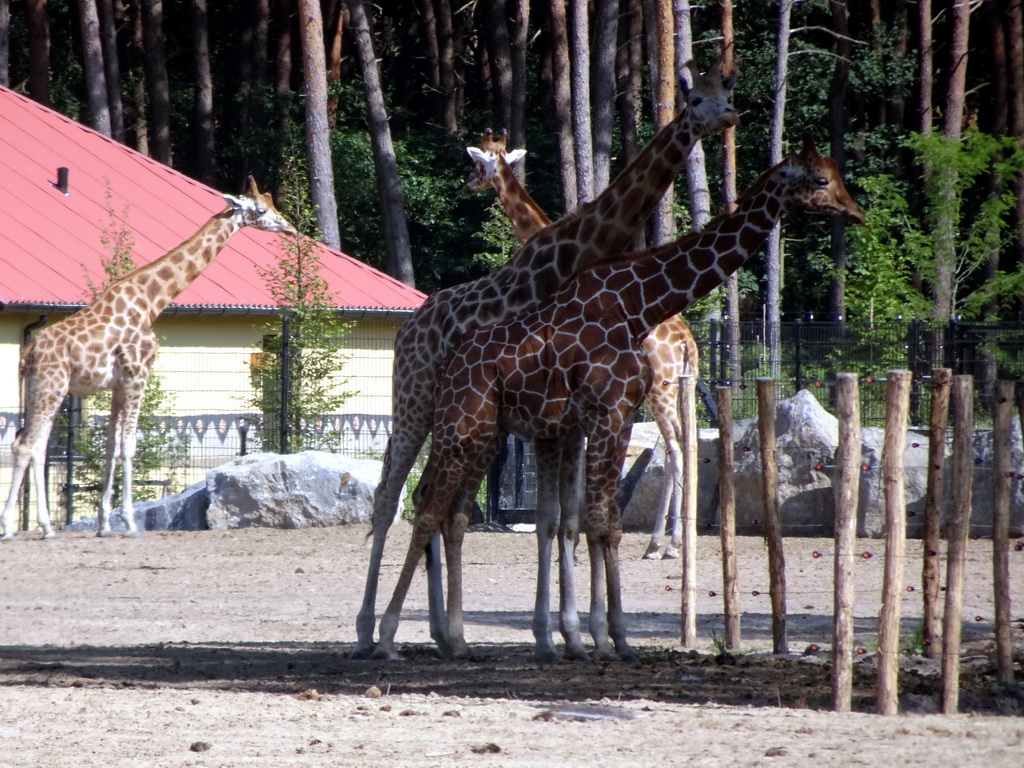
[354,60,740,659]
[371,137,865,661]
[463,132,700,561]
[0,177,296,541]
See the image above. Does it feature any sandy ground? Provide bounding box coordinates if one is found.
[0,523,1022,767]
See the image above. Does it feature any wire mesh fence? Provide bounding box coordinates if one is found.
[2,318,1022,530]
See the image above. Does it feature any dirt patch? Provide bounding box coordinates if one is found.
[1,525,1021,767]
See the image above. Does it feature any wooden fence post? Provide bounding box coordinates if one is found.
[941,375,974,714]
[923,368,951,659]
[832,372,860,712]
[679,374,698,648]
[992,380,1014,685]
[716,386,741,649]
[756,377,787,654]
[876,370,910,716]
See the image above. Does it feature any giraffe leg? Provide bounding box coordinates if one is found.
[97,390,125,538]
[556,431,589,661]
[354,420,431,658]
[531,439,562,662]
[644,398,683,559]
[114,374,149,539]
[2,393,62,540]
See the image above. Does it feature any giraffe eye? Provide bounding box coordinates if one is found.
[690,96,703,107]
[814,176,828,187]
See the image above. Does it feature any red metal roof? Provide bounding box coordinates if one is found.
[0,85,425,314]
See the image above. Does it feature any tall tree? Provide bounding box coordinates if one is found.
[932,0,971,320]
[298,0,340,248]
[0,0,8,87]
[650,0,674,245]
[483,0,513,134]
[827,0,852,321]
[720,0,741,381]
[1005,0,1024,314]
[673,0,711,231]
[590,0,615,193]
[548,0,577,211]
[142,0,172,163]
[346,0,415,287]
[78,0,112,136]
[191,0,216,186]
[617,0,644,249]
[27,0,50,106]
[129,0,148,154]
[97,0,124,141]
[569,0,594,202]
[764,0,794,373]
[508,0,529,155]
[435,0,459,133]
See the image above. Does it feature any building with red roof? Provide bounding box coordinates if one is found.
[0,85,424,486]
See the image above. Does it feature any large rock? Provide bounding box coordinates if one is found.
[64,451,397,532]
[205,452,394,529]
[621,389,1024,538]
[64,480,209,533]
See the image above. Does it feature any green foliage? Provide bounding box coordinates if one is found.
[472,198,521,269]
[848,130,1024,322]
[250,157,354,453]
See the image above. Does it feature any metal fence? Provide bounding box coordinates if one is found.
[3,319,1022,530]
[487,319,1024,525]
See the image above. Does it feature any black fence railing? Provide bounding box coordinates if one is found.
[487,319,1024,525]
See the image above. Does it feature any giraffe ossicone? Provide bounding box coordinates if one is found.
[355,60,740,660]
[0,178,295,541]
[370,138,865,662]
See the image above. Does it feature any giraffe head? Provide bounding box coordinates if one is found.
[771,137,866,224]
[680,59,740,134]
[462,130,527,194]
[223,176,298,236]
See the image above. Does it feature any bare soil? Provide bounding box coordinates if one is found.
[1,524,1022,767]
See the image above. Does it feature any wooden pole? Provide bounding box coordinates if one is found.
[679,374,698,648]
[831,373,860,712]
[991,380,1014,684]
[941,375,974,714]
[922,368,951,659]
[756,377,787,654]
[876,369,910,716]
[716,385,741,649]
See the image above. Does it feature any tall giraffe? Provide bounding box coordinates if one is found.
[372,138,865,661]
[354,61,739,658]
[463,132,700,561]
[1,178,296,541]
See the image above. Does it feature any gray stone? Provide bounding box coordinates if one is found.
[621,389,1024,538]
[64,480,210,533]
[64,451,396,533]
[204,451,394,530]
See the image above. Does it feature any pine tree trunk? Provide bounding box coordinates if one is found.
[721,0,741,381]
[617,0,643,249]
[484,0,513,135]
[96,0,123,141]
[827,0,851,321]
[79,0,112,136]
[299,0,340,249]
[191,0,216,186]
[435,0,459,133]
[0,0,8,87]
[673,0,710,231]
[142,0,172,164]
[346,0,415,287]
[1003,0,1024,316]
[27,0,50,106]
[591,0,616,193]
[548,0,577,212]
[509,0,529,159]
[650,0,674,245]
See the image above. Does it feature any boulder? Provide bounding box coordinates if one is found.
[64,451,398,532]
[620,389,1024,538]
[204,452,395,530]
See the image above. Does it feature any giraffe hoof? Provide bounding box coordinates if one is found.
[564,645,591,662]
[642,549,661,560]
[535,649,560,663]
[125,530,143,539]
[350,645,375,660]
[42,531,59,540]
[371,646,401,661]
[1,533,15,542]
[592,648,621,662]
[96,530,118,539]
[661,549,679,560]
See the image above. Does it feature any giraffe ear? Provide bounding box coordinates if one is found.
[504,149,527,165]
[466,146,489,163]
[223,193,244,209]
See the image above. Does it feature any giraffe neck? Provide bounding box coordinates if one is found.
[491,161,551,243]
[602,171,788,338]
[503,104,702,288]
[96,211,240,326]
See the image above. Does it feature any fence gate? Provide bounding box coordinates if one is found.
[486,436,537,525]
